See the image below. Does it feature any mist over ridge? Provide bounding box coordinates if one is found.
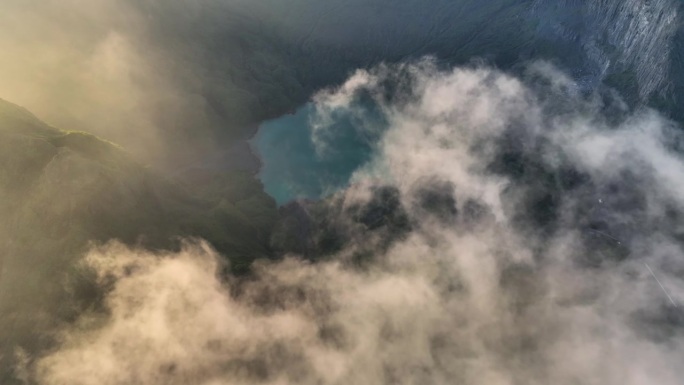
[2,0,683,169]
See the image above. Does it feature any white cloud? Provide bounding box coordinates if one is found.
[34,62,684,385]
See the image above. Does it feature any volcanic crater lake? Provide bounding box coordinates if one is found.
[251,102,384,205]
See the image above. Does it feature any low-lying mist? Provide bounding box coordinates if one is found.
[6,0,676,170]
[31,62,683,385]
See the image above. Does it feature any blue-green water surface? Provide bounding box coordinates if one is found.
[251,102,384,204]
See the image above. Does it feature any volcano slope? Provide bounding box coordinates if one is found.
[0,98,278,383]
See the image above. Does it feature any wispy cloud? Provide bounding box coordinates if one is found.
[33,61,684,385]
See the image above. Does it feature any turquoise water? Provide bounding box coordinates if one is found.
[251,102,384,205]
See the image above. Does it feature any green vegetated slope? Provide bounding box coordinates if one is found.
[0,98,277,382]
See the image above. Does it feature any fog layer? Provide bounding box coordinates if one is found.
[34,62,684,385]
